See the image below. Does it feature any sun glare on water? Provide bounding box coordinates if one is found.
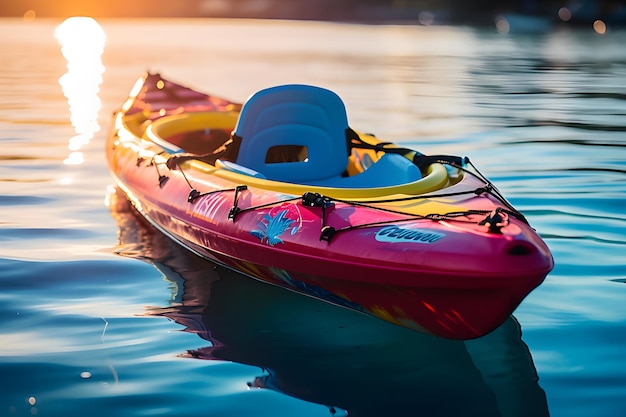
[55,17,106,166]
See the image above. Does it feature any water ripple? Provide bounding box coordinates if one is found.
[513,120,626,133]
[0,227,97,240]
[0,195,54,205]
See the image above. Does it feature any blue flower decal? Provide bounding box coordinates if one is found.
[251,209,298,246]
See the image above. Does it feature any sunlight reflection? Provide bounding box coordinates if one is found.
[55,17,106,166]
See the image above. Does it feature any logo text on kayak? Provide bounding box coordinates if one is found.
[375,226,444,244]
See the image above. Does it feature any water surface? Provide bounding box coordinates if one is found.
[1,17,625,417]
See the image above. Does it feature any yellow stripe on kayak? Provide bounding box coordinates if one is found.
[189,159,450,199]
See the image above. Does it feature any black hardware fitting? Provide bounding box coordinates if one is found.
[302,192,336,243]
[188,189,201,203]
[302,192,333,208]
[228,185,248,221]
[479,209,509,233]
[319,226,336,242]
[228,207,240,220]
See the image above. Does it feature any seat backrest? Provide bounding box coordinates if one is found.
[234,84,349,183]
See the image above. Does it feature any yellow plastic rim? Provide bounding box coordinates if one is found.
[136,111,452,199]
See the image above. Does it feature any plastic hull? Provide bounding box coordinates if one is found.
[106,73,553,339]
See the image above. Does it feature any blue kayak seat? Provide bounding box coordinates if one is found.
[305,153,422,188]
[233,84,350,183]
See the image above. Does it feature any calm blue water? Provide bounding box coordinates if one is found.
[1,17,625,417]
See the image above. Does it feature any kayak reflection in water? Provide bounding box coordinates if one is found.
[109,187,549,417]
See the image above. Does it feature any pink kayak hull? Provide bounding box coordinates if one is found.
[106,73,553,339]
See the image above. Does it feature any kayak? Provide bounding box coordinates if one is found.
[106,73,553,339]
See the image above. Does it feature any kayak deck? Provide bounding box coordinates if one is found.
[106,72,554,339]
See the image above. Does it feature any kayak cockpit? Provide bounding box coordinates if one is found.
[140,83,429,189]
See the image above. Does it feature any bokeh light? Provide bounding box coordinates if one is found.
[494,16,510,35]
[23,10,36,22]
[593,19,607,34]
[557,7,572,22]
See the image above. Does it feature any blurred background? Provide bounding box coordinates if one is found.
[2,0,626,28]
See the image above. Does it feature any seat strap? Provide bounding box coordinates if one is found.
[346,127,465,171]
